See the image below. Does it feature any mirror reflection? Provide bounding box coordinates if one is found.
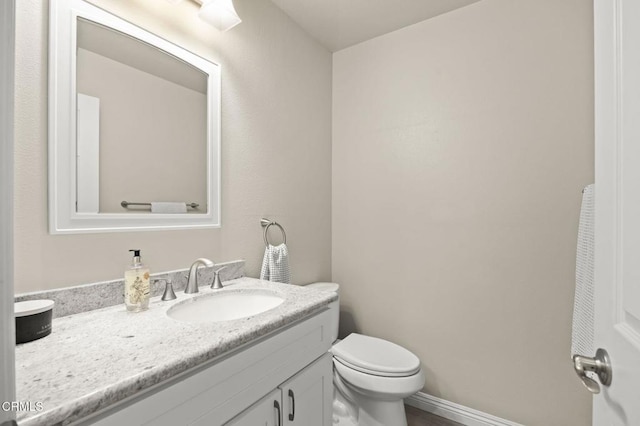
[75,18,208,214]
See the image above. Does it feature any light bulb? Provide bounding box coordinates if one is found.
[198,0,242,32]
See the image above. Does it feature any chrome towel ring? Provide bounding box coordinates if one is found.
[260,218,287,246]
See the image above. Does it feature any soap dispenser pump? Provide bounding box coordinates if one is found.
[124,249,150,312]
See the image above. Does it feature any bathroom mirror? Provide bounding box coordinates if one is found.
[49,0,220,234]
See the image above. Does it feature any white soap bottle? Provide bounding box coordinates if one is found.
[124,249,150,312]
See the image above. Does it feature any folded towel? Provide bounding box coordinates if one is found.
[260,244,291,284]
[151,202,187,214]
[571,184,595,358]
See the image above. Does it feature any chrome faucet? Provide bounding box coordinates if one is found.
[185,258,214,294]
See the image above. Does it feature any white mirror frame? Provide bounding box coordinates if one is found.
[49,0,221,234]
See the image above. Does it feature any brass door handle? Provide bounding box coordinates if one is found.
[572,348,612,394]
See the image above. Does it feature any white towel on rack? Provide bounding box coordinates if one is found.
[571,184,595,358]
[151,202,187,213]
[260,244,291,284]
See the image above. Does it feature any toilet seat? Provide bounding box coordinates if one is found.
[331,333,421,377]
[333,359,426,399]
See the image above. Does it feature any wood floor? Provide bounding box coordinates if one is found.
[406,405,464,426]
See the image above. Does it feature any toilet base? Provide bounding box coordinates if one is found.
[332,398,357,426]
[333,368,409,426]
[333,370,358,425]
[355,398,408,426]
[332,396,408,426]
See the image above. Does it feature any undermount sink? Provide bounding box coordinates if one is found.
[167,290,284,323]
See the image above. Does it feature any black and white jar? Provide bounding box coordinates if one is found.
[15,300,54,344]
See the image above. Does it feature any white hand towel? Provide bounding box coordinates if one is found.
[151,202,187,213]
[260,244,291,284]
[571,184,595,358]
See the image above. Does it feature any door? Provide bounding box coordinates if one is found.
[76,93,100,214]
[593,0,640,423]
[225,389,281,426]
[0,1,16,425]
[280,353,333,426]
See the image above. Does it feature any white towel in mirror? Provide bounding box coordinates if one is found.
[150,202,188,213]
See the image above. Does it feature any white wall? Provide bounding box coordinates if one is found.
[332,0,593,424]
[14,0,332,292]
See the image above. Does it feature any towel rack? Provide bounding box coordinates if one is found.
[260,218,286,246]
[121,201,199,209]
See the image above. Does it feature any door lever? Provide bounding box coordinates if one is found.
[572,348,612,394]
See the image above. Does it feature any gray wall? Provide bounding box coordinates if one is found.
[14,0,332,292]
[332,0,593,424]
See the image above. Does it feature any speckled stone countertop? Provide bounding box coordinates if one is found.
[15,278,337,426]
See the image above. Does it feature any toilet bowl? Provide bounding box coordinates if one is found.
[304,282,425,426]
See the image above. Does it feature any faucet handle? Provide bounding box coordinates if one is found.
[211,266,227,290]
[161,279,177,301]
[153,278,177,301]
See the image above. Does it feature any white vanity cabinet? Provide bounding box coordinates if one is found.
[279,353,333,426]
[77,307,334,426]
[225,390,281,426]
[227,353,333,426]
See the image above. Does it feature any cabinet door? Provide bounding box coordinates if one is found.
[280,353,333,426]
[223,389,282,426]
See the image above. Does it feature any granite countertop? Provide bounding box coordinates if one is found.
[15,278,337,426]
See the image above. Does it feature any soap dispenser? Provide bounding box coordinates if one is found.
[124,249,150,312]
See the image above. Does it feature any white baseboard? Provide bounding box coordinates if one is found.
[405,392,523,426]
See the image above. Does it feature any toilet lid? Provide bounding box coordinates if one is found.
[331,333,421,377]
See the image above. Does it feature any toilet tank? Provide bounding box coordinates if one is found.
[305,282,339,342]
[326,299,339,342]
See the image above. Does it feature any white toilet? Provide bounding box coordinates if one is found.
[305,282,425,426]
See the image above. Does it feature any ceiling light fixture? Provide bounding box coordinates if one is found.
[198,0,242,32]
